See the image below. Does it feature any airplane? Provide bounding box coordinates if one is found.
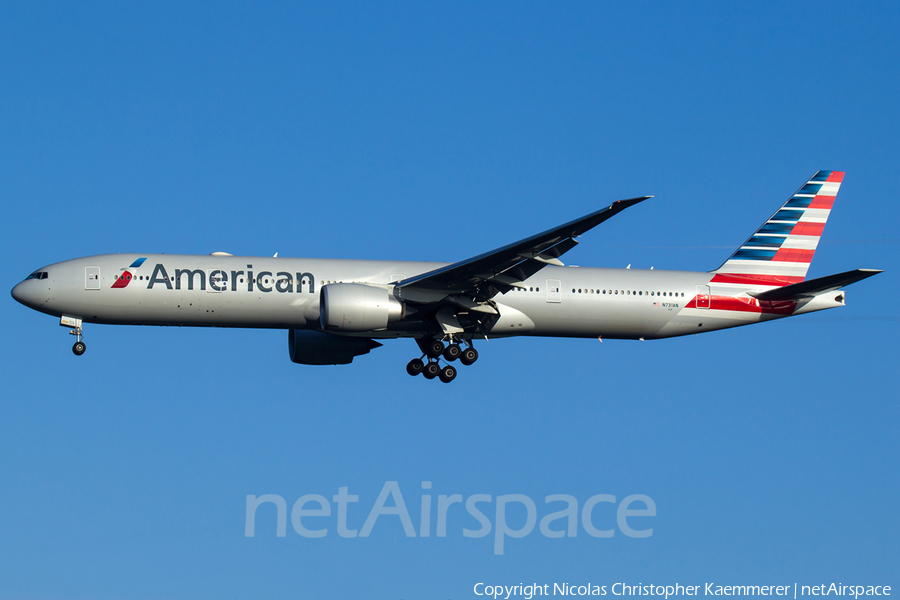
[11,170,881,383]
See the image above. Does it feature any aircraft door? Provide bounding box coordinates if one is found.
[546,279,561,303]
[85,266,101,290]
[696,285,710,309]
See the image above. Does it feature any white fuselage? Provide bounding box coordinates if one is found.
[11,253,841,342]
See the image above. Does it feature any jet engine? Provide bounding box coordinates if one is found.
[288,329,382,365]
[319,283,404,332]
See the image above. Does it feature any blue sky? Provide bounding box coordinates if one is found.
[1,2,897,598]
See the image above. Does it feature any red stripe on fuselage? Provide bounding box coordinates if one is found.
[685,294,795,315]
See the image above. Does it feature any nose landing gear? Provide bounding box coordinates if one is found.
[61,316,86,356]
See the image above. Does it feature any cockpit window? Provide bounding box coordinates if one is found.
[24,271,48,280]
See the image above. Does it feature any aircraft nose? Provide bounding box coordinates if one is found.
[11,281,39,308]
[11,281,25,303]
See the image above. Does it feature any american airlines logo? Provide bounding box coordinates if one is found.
[110,257,146,289]
[112,259,316,294]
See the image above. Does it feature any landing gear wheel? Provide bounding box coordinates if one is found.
[72,341,86,356]
[460,347,478,366]
[406,358,425,376]
[439,365,457,383]
[443,344,461,362]
[426,340,445,359]
[423,361,440,379]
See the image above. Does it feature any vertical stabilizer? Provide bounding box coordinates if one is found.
[712,171,843,286]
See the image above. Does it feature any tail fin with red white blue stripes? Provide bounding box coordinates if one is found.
[712,171,843,286]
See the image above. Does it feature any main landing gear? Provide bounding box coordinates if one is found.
[406,338,478,383]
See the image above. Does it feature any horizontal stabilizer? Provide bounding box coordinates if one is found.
[749,268,882,301]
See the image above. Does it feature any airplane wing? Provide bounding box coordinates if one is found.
[395,196,650,303]
[749,268,882,301]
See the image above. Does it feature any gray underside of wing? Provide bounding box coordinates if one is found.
[395,196,650,302]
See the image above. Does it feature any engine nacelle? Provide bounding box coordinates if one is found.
[288,329,382,365]
[319,283,404,332]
